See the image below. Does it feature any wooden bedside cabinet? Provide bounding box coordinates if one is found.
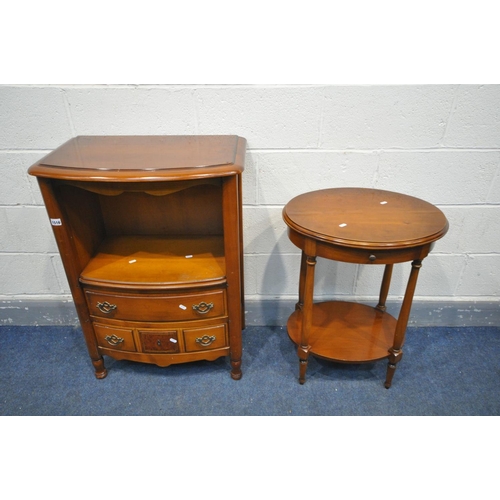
[29,135,246,380]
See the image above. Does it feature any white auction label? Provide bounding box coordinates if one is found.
[50,218,62,226]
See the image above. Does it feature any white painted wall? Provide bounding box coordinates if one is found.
[1,84,499,317]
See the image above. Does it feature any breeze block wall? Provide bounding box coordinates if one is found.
[1,84,499,326]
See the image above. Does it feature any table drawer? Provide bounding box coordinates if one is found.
[85,289,226,322]
[183,324,228,352]
[94,323,137,352]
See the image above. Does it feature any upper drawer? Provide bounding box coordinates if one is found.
[85,289,226,322]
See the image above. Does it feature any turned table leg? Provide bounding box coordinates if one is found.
[296,251,308,311]
[376,264,393,312]
[385,259,422,388]
[298,254,316,384]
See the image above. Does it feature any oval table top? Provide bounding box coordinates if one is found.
[283,188,449,250]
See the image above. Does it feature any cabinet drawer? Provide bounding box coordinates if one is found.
[183,324,228,352]
[94,323,137,352]
[139,330,180,353]
[85,289,226,321]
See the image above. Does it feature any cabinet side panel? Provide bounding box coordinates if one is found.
[55,183,106,267]
[222,175,243,379]
[36,179,106,375]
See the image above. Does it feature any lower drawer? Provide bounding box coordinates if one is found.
[139,330,180,353]
[94,323,137,352]
[93,319,229,355]
[183,324,228,352]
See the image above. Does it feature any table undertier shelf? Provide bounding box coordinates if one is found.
[287,301,398,363]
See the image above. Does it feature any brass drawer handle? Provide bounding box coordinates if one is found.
[192,302,214,314]
[104,334,124,346]
[96,301,117,314]
[195,335,216,347]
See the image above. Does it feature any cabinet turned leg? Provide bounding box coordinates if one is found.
[92,357,108,379]
[230,358,242,380]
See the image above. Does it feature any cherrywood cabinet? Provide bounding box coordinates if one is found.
[29,135,246,380]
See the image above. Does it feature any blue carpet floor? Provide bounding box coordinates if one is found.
[1,325,499,416]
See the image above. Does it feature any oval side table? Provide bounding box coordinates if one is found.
[282,188,449,388]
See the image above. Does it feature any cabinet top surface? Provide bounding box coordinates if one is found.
[28,135,246,181]
[283,188,449,249]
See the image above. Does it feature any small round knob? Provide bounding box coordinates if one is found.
[368,254,377,262]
